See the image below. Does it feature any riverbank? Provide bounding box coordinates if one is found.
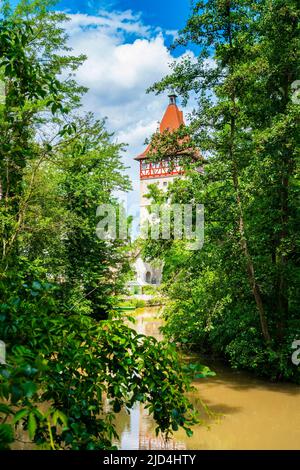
[118,294,164,308]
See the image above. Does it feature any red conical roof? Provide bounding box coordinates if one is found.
[159,102,184,132]
[134,100,185,160]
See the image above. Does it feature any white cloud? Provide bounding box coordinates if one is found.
[63,9,195,214]
[64,10,151,38]
[165,29,179,40]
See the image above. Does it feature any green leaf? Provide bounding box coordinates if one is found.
[13,408,29,424]
[28,412,37,440]
[52,410,68,427]
[22,381,37,398]
[32,281,42,291]
[0,424,14,445]
[32,408,44,420]
[0,404,12,415]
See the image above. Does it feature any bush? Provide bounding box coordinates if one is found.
[0,274,197,449]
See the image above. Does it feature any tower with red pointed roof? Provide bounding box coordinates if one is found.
[133,91,187,286]
[134,90,186,228]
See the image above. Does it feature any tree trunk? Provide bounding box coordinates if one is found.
[225,1,271,343]
[230,118,271,344]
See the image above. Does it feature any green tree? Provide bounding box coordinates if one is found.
[145,0,300,381]
[58,113,131,319]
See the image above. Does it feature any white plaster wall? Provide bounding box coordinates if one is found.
[134,257,163,285]
[136,173,183,286]
[140,176,177,225]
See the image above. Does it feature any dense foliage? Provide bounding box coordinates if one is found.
[0,1,197,449]
[143,0,300,381]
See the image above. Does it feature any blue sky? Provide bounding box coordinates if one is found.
[55,0,191,48]
[9,0,196,228]
[55,0,190,27]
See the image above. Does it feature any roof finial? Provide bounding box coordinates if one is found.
[168,88,177,105]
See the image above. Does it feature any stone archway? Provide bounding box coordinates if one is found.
[145,271,151,283]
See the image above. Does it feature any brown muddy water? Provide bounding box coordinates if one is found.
[114,306,300,450]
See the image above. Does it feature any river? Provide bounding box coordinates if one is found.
[114,306,300,450]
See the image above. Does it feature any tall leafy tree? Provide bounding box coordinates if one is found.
[145,0,300,380]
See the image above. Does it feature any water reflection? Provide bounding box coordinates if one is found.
[114,404,185,450]
[116,307,300,450]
